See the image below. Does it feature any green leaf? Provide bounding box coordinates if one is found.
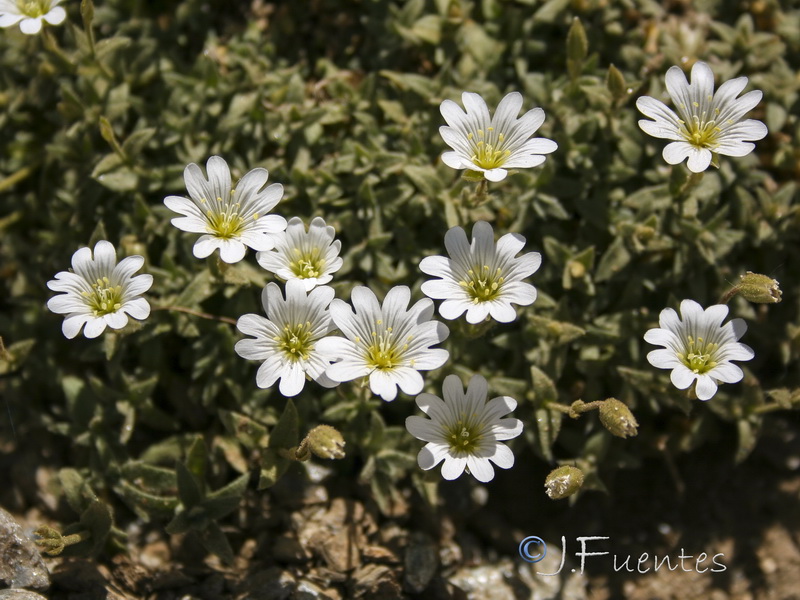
[58,468,96,514]
[530,366,558,405]
[269,399,299,451]
[567,17,588,79]
[185,436,208,483]
[175,461,204,509]
[200,522,234,565]
[78,500,112,557]
[114,480,178,520]
[257,450,289,490]
[534,407,562,462]
[120,461,177,494]
[594,237,631,282]
[174,269,215,307]
[219,410,268,449]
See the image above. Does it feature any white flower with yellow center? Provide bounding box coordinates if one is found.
[0,0,66,34]
[256,216,343,291]
[405,374,523,483]
[47,241,153,339]
[636,61,767,173]
[644,299,754,400]
[164,156,287,264]
[420,221,541,324]
[439,91,557,182]
[323,286,449,402]
[235,280,339,397]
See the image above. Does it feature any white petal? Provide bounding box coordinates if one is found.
[709,362,743,384]
[256,357,283,389]
[405,416,444,443]
[218,239,247,264]
[62,314,90,339]
[482,168,508,182]
[326,360,370,383]
[43,6,66,24]
[105,311,128,330]
[670,366,696,390]
[369,370,399,402]
[192,235,222,259]
[488,443,515,469]
[647,349,681,370]
[440,455,467,480]
[488,301,518,323]
[278,362,307,397]
[417,443,450,471]
[19,17,43,34]
[83,317,108,339]
[466,456,495,482]
[694,375,718,401]
[686,148,713,173]
[123,297,150,320]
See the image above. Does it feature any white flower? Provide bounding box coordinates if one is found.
[256,216,343,291]
[636,61,768,173]
[439,91,557,182]
[323,286,449,402]
[405,374,523,483]
[235,280,339,397]
[164,156,287,264]
[644,299,755,400]
[47,241,153,339]
[0,0,66,35]
[420,221,541,324]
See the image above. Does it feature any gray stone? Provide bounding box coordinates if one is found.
[404,532,438,593]
[0,508,49,590]
[0,590,48,600]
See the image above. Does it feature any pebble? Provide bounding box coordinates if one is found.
[0,591,48,600]
[0,508,49,590]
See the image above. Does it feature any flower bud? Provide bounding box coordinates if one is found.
[738,271,782,304]
[544,466,584,500]
[599,398,638,438]
[305,425,346,460]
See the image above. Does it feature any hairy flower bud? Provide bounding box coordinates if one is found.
[544,466,584,500]
[305,425,346,460]
[738,272,782,304]
[599,398,638,438]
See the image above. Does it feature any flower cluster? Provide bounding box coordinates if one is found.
[0,0,66,35]
[43,62,771,486]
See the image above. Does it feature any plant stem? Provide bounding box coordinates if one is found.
[718,286,740,305]
[152,306,237,326]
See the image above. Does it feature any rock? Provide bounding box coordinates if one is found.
[293,579,338,600]
[449,563,516,600]
[320,530,361,572]
[349,564,402,599]
[404,532,438,593]
[273,536,311,564]
[236,567,296,600]
[362,545,399,564]
[0,590,48,600]
[0,507,49,589]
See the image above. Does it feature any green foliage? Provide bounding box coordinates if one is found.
[1,0,799,559]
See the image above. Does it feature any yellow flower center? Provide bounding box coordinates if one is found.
[289,247,325,279]
[201,190,256,239]
[358,320,412,371]
[16,0,50,17]
[677,99,727,150]
[677,335,719,374]
[467,127,511,169]
[81,277,123,316]
[459,264,504,303]
[274,321,315,362]
[444,414,483,454]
